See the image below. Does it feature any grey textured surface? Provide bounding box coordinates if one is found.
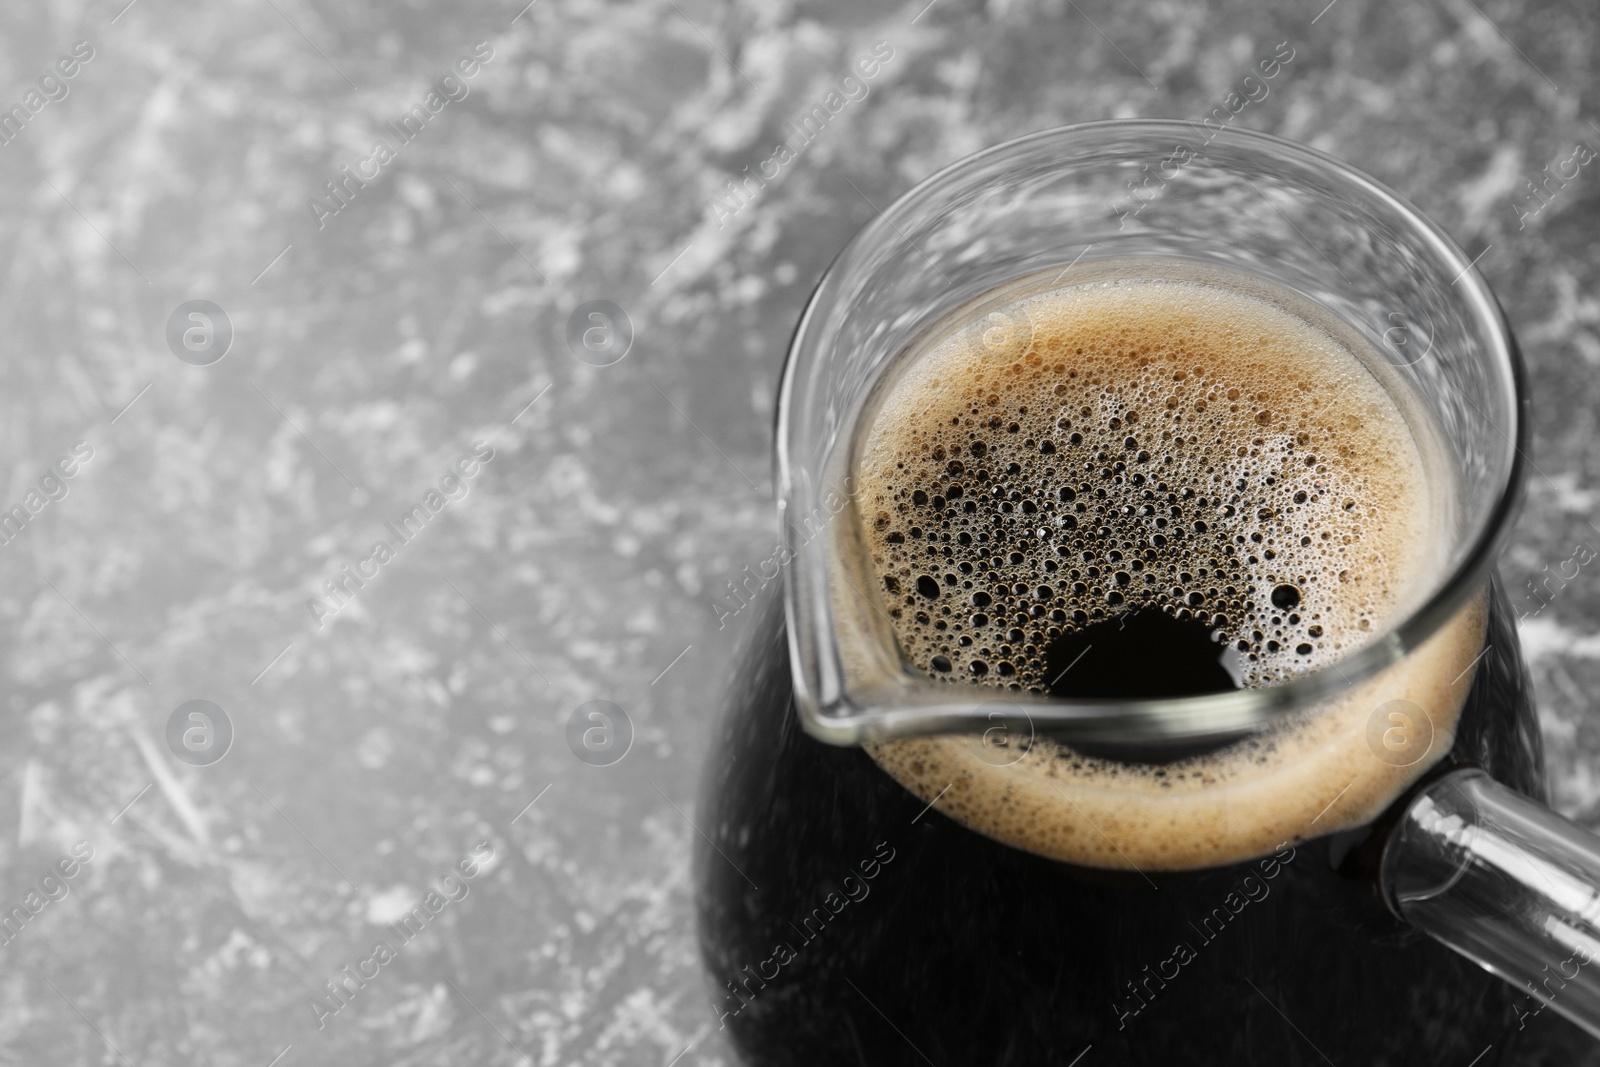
[0,0,1597,1063]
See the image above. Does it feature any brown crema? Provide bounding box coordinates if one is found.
[855,268,1485,870]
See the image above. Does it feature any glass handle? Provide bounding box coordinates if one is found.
[1382,768,1600,1039]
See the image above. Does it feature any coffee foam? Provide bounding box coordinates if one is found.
[856,268,1485,870]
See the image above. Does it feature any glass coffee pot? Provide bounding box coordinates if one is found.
[695,122,1600,1065]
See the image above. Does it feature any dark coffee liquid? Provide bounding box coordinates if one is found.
[697,584,1560,1066]
[1044,608,1238,699]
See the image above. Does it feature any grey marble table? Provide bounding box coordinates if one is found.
[0,0,1596,1063]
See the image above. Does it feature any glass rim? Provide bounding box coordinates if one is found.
[776,119,1528,747]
